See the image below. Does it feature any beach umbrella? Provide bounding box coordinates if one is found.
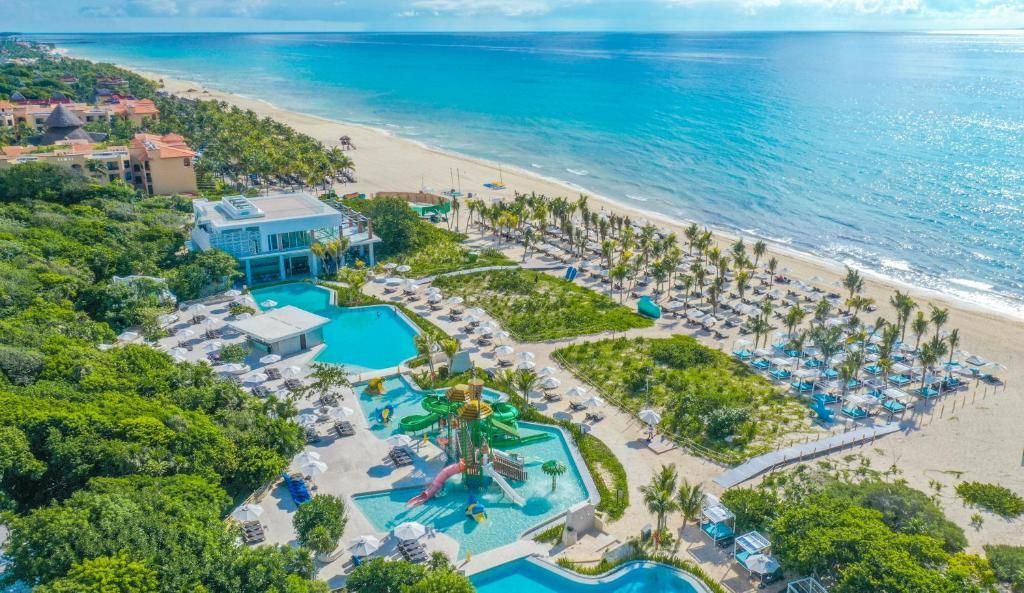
[244,372,269,384]
[235,312,253,321]
[467,307,485,317]
[260,353,282,365]
[117,331,140,342]
[517,360,537,371]
[349,535,381,557]
[497,330,511,342]
[259,299,278,309]
[202,341,223,353]
[396,264,412,274]
[965,354,988,367]
[537,366,557,377]
[383,262,398,270]
[175,328,196,340]
[224,289,242,297]
[427,293,443,303]
[566,386,588,398]
[169,346,189,358]
[402,279,418,292]
[186,303,206,314]
[734,339,752,348]
[393,522,427,541]
[232,503,264,522]
[687,311,705,321]
[465,313,481,324]
[447,296,464,306]
[984,361,1008,372]
[580,396,606,409]
[157,313,178,327]
[745,554,780,575]
[386,434,414,449]
[296,413,317,426]
[541,376,561,390]
[426,286,442,295]
[283,366,302,379]
[638,408,662,426]
[330,406,355,420]
[300,460,328,477]
[295,451,322,467]
[495,345,515,357]
[385,277,402,287]
[517,351,536,362]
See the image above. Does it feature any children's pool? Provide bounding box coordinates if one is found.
[251,283,419,372]
[352,423,592,554]
[471,558,704,593]
[355,375,505,437]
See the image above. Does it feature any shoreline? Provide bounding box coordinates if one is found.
[52,47,1024,549]
[59,47,1024,323]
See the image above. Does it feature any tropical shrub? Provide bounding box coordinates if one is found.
[956,482,1024,518]
[293,495,347,556]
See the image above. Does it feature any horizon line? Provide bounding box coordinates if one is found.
[15,28,1024,35]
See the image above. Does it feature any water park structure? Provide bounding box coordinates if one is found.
[402,380,550,509]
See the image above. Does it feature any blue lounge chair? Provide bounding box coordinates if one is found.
[752,358,771,370]
[866,344,880,354]
[822,368,839,380]
[864,365,883,375]
[841,406,868,419]
[784,349,801,358]
[883,399,906,413]
[790,380,814,392]
[942,376,963,390]
[916,386,940,399]
[803,358,822,368]
[702,521,734,542]
[813,392,839,405]
[888,374,911,386]
[282,473,311,505]
[845,378,862,390]
[733,349,754,360]
[770,368,792,381]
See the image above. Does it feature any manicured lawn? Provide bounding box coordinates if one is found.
[554,335,808,463]
[431,269,653,341]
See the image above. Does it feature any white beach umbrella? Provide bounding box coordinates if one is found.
[517,351,536,362]
[169,346,189,358]
[541,376,561,390]
[687,311,705,321]
[566,385,588,398]
[497,330,511,343]
[157,313,179,327]
[175,328,196,341]
[296,413,318,426]
[383,262,398,270]
[224,289,242,297]
[244,372,269,384]
[517,360,537,371]
[427,293,443,303]
[202,341,223,352]
[466,307,485,318]
[402,279,418,292]
[186,303,206,314]
[330,406,355,420]
[745,554,780,575]
[465,313,481,324]
[283,366,302,379]
[965,354,988,367]
[260,354,282,365]
[117,331,140,342]
[984,361,1008,371]
[426,286,442,295]
[349,535,381,557]
[393,521,427,541]
[447,296,464,306]
[300,460,328,477]
[259,299,278,309]
[295,451,322,465]
[734,339,752,348]
[235,312,253,321]
[580,396,606,409]
[232,503,264,522]
[495,345,515,357]
[385,277,403,287]
[537,366,557,377]
[638,408,662,426]
[386,434,414,449]
[396,264,412,274]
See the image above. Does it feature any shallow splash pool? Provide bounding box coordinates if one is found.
[471,558,705,593]
[250,283,419,372]
[354,375,505,438]
[352,423,592,554]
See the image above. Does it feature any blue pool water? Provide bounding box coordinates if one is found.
[352,423,591,553]
[355,374,505,437]
[47,32,1024,314]
[251,284,419,372]
[472,558,702,593]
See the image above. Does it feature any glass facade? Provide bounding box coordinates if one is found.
[268,230,311,252]
[210,226,262,258]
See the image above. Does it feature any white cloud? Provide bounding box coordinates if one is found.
[408,0,586,17]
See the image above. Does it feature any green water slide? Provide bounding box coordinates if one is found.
[491,402,520,423]
[399,412,440,433]
[422,395,461,416]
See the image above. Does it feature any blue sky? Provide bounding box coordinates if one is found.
[7,0,1024,32]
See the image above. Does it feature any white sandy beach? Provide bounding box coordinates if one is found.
[140,68,1024,548]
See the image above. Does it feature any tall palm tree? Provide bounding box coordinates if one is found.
[946,328,960,365]
[750,314,771,350]
[811,325,844,371]
[676,479,704,538]
[911,311,929,353]
[784,305,806,342]
[813,299,833,327]
[513,369,540,409]
[415,333,441,377]
[767,257,779,286]
[735,271,751,301]
[929,305,949,341]
[838,353,863,398]
[752,240,767,269]
[611,264,628,302]
[842,267,864,302]
[640,466,678,536]
[684,223,700,256]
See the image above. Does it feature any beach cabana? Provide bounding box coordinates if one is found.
[700,496,735,544]
[735,531,779,581]
[788,577,828,593]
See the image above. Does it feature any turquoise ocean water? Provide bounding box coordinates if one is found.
[38,32,1024,313]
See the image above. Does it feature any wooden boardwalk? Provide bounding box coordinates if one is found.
[713,423,902,488]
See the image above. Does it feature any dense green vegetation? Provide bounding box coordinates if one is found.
[714,458,997,593]
[433,268,652,341]
[956,482,1024,518]
[0,161,321,590]
[554,335,805,462]
[345,555,474,593]
[344,196,511,276]
[984,545,1024,592]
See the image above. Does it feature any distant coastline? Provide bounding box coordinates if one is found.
[53,38,1024,322]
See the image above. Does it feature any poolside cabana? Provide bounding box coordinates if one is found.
[700,496,735,544]
[228,305,330,356]
[735,531,781,582]
[788,577,828,593]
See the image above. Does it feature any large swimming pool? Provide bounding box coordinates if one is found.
[355,375,505,438]
[472,558,705,593]
[352,422,592,554]
[251,283,419,372]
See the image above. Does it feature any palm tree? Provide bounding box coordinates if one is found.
[611,264,628,302]
[640,466,678,537]
[752,240,767,269]
[415,333,441,377]
[946,328,960,365]
[767,257,779,286]
[929,305,949,341]
[918,337,947,391]
[911,311,929,353]
[838,353,863,398]
[847,295,874,317]
[735,271,751,301]
[684,223,700,256]
[513,369,540,408]
[813,298,832,327]
[784,305,806,342]
[690,262,706,298]
[541,460,568,492]
[600,239,617,272]
[811,325,844,371]
[676,479,704,538]
[889,291,917,342]
[750,314,771,350]
[842,266,864,302]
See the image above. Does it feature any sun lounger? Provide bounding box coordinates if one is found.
[915,386,941,399]
[389,447,413,467]
[569,401,587,412]
[812,392,839,405]
[733,349,754,360]
[266,367,282,380]
[543,392,562,402]
[334,421,355,437]
[282,472,312,505]
[304,426,320,443]
[251,385,270,397]
[284,378,304,390]
[585,411,605,423]
[497,358,513,367]
[841,406,869,419]
[751,358,771,370]
[769,368,791,381]
[887,374,911,386]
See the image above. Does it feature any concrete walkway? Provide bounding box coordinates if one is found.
[713,422,903,488]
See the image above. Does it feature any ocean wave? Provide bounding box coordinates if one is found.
[530,163,544,169]
[625,194,649,202]
[949,277,994,291]
[880,258,912,272]
[566,168,589,176]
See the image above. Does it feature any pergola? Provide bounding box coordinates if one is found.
[788,577,828,593]
[700,496,735,543]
